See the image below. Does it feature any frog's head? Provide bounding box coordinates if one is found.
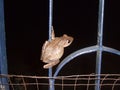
[62,34,74,47]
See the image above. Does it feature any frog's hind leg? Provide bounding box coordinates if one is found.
[43,60,59,69]
[41,41,49,60]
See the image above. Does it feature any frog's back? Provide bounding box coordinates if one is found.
[42,43,64,60]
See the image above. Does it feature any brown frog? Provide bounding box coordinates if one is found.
[40,27,74,69]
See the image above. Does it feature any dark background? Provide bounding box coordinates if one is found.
[4,0,120,77]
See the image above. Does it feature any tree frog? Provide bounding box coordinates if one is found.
[40,27,74,69]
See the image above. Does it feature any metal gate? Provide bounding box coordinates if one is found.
[0,0,120,90]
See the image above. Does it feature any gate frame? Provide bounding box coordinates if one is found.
[47,0,120,90]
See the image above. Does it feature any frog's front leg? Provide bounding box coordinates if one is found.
[43,60,60,69]
[51,26,55,39]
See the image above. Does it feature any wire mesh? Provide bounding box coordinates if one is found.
[0,74,120,90]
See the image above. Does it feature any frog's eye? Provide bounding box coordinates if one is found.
[64,40,72,47]
[67,39,71,44]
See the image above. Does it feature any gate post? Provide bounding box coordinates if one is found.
[0,0,9,89]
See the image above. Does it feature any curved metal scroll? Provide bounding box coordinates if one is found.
[54,45,120,77]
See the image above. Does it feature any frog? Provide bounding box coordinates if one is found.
[40,27,74,69]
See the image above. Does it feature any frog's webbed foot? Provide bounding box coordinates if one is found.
[43,60,59,69]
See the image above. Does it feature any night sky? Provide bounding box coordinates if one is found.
[4,0,120,76]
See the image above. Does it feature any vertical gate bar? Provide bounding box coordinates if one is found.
[48,0,54,90]
[95,0,105,90]
[0,0,9,90]
[48,0,53,41]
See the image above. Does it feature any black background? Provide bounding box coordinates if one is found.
[4,0,120,76]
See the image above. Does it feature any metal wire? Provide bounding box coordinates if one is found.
[0,74,120,90]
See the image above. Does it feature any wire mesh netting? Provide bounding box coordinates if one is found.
[0,74,120,90]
